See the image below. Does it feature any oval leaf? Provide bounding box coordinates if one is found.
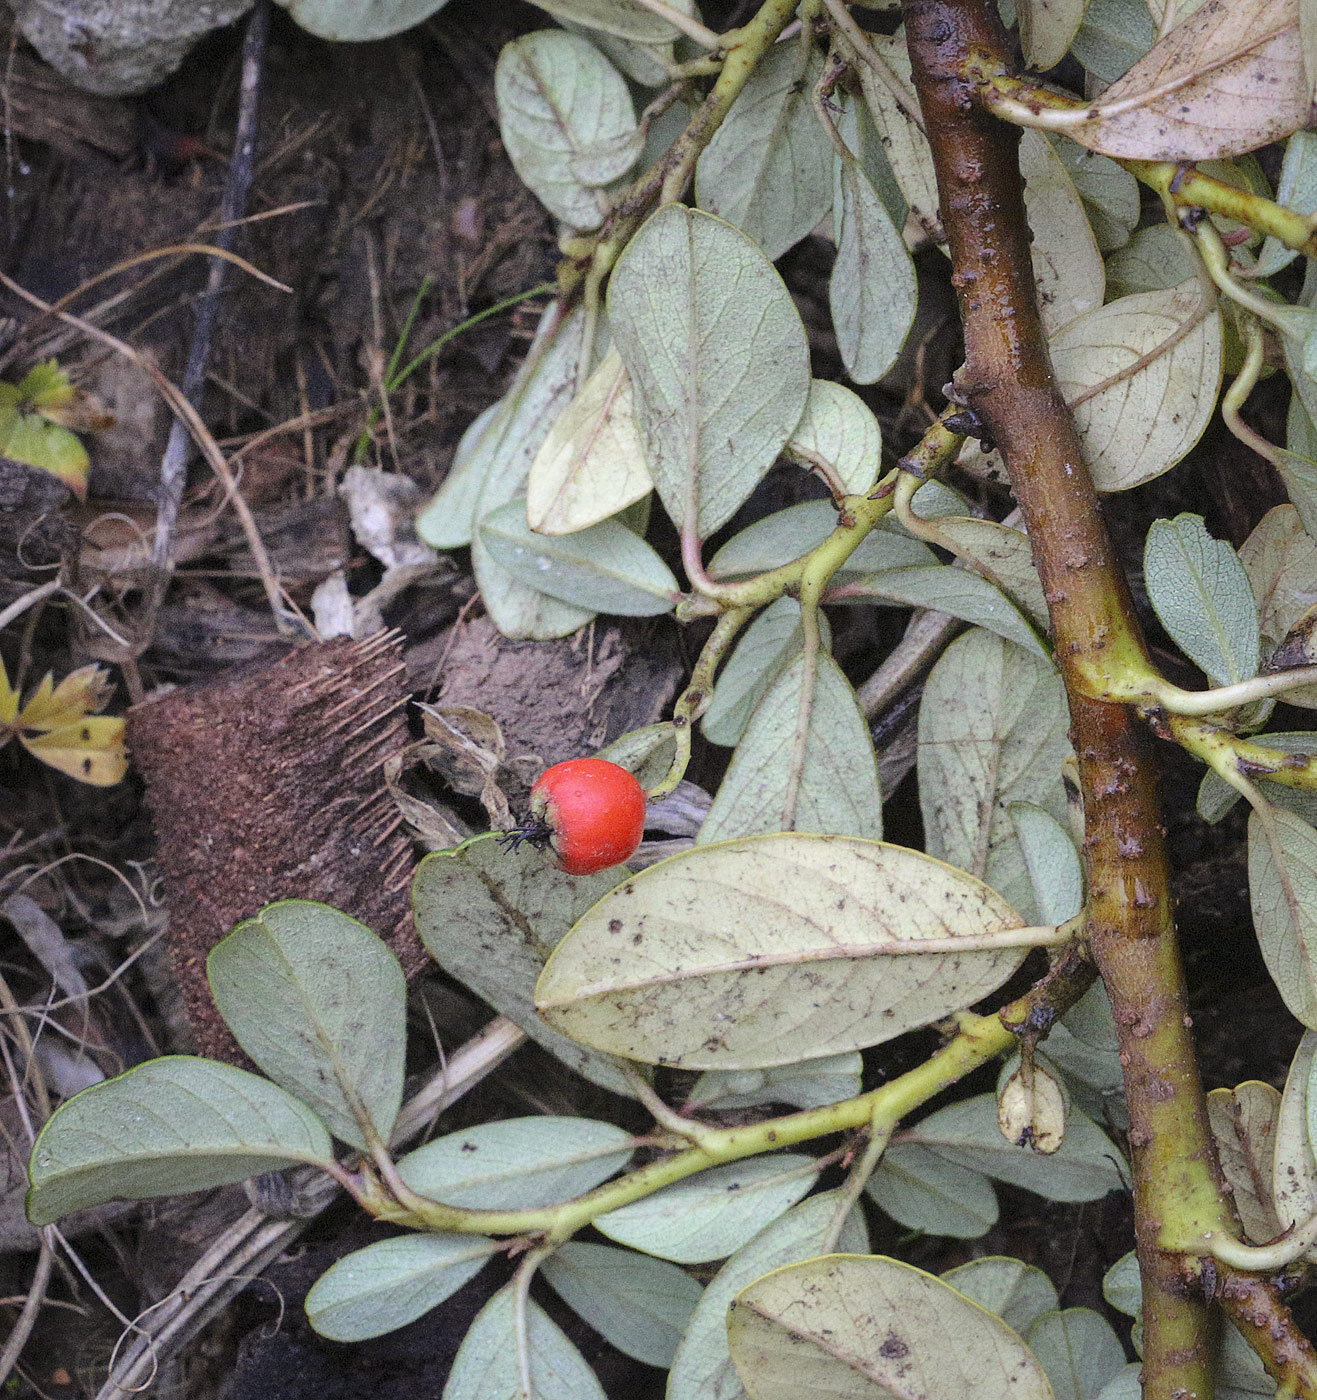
[525,347,652,535]
[541,1241,702,1366]
[411,838,638,1096]
[609,205,811,539]
[1144,513,1260,685]
[727,1254,1055,1400]
[698,651,884,844]
[866,1143,1000,1239]
[594,1155,819,1263]
[687,1052,864,1113]
[1273,1030,1317,1245]
[27,1056,333,1227]
[905,1092,1125,1202]
[445,1282,606,1400]
[703,598,833,749]
[1248,807,1317,1027]
[279,0,452,40]
[1064,0,1309,162]
[528,0,683,43]
[831,153,918,384]
[919,630,1071,921]
[668,1190,869,1400]
[1021,129,1105,335]
[1025,1308,1126,1400]
[839,565,1050,659]
[696,41,836,260]
[495,30,635,229]
[941,1257,1060,1334]
[396,1115,633,1209]
[1208,1081,1283,1245]
[479,498,678,615]
[1051,281,1222,492]
[208,900,406,1151]
[305,1233,498,1341]
[785,379,883,495]
[535,833,1034,1070]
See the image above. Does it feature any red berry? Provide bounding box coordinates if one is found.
[529,758,646,876]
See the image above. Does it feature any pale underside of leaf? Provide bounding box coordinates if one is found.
[535,833,1031,1069]
[526,347,653,534]
[726,1255,1055,1400]
[1050,279,1222,492]
[1248,807,1317,1028]
[1066,0,1311,161]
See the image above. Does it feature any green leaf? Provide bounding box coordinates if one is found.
[1026,1308,1126,1400]
[525,347,652,535]
[1248,808,1317,1027]
[837,89,908,227]
[397,1116,633,1209]
[698,652,884,844]
[26,1056,333,1227]
[727,1255,1055,1400]
[527,0,683,43]
[702,598,833,748]
[941,1257,1059,1334]
[1011,803,1084,925]
[708,500,934,580]
[278,0,453,40]
[837,565,1050,660]
[906,1092,1126,1202]
[540,1242,702,1367]
[919,630,1071,921]
[444,1283,606,1400]
[207,900,405,1151]
[1069,0,1154,83]
[608,205,811,539]
[494,31,635,229]
[305,1233,498,1341]
[1041,1023,1127,1130]
[1144,514,1260,686]
[597,722,678,790]
[535,832,1035,1070]
[866,1143,999,1239]
[1052,282,1222,492]
[686,1052,863,1113]
[784,379,883,494]
[594,1155,819,1263]
[417,305,584,551]
[1049,135,1140,253]
[831,152,918,384]
[696,41,835,260]
[478,499,678,615]
[1104,224,1199,298]
[1101,1251,1140,1316]
[411,837,638,1095]
[668,1190,868,1400]
[1020,129,1105,335]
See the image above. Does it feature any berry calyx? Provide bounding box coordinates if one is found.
[516,758,647,876]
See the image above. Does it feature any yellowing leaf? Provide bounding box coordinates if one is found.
[22,716,128,787]
[1065,0,1310,161]
[18,665,114,731]
[0,662,127,786]
[1020,0,1091,70]
[1021,130,1105,335]
[0,658,18,726]
[535,833,1035,1070]
[1207,1081,1283,1245]
[525,348,652,535]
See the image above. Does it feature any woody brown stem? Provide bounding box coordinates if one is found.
[898,1,1317,1395]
